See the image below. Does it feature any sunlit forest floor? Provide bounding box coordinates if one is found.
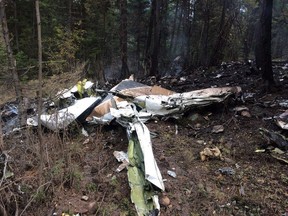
[1,62,288,215]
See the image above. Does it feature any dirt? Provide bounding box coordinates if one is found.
[1,62,288,216]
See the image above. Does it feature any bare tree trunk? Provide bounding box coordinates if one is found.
[144,0,155,75]
[209,1,238,66]
[255,0,274,86]
[67,0,73,70]
[0,0,25,126]
[13,0,19,51]
[0,114,3,151]
[172,3,184,55]
[150,0,161,76]
[182,0,192,68]
[94,12,106,85]
[200,0,210,66]
[68,0,72,32]
[35,0,44,179]
[136,9,141,73]
[119,0,129,79]
[169,0,179,53]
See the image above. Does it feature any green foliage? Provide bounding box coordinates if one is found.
[85,182,98,192]
[2,0,288,80]
[34,188,47,204]
[66,166,83,190]
[51,159,65,177]
[14,51,38,80]
[45,23,85,73]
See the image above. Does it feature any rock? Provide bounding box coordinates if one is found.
[159,154,166,161]
[171,78,178,84]
[81,195,89,201]
[223,157,235,164]
[196,140,205,145]
[160,196,171,207]
[241,110,251,117]
[88,201,97,214]
[212,125,224,133]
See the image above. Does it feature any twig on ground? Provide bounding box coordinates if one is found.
[0,113,4,151]
[13,193,19,216]
[0,152,9,187]
[19,181,51,216]
[94,190,107,215]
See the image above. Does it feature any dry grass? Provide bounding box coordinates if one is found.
[0,62,86,105]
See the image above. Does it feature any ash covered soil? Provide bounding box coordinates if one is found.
[2,62,288,216]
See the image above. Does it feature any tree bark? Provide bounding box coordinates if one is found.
[209,1,237,66]
[201,0,210,66]
[0,113,3,151]
[255,0,274,85]
[35,0,44,177]
[13,0,19,51]
[150,0,160,76]
[144,0,155,75]
[169,0,179,53]
[119,0,129,79]
[0,0,25,126]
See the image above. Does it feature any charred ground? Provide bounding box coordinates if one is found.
[1,62,288,216]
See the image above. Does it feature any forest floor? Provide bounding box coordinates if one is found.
[1,62,288,216]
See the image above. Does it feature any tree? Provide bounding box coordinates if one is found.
[129,0,149,76]
[35,0,44,179]
[255,0,274,86]
[209,1,239,66]
[0,0,25,126]
[119,0,129,79]
[149,0,161,76]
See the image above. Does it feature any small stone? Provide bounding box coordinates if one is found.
[241,110,251,117]
[88,201,97,214]
[171,78,178,84]
[212,125,224,133]
[223,157,235,164]
[160,196,170,207]
[83,138,90,145]
[196,140,205,145]
[81,195,89,201]
[159,154,166,161]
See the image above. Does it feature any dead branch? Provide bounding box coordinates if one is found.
[95,190,107,215]
[0,151,9,187]
[19,181,51,216]
[0,114,3,151]
[13,193,19,216]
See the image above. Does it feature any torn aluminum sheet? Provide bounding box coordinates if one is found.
[87,79,241,123]
[87,80,175,123]
[278,100,288,108]
[133,121,165,191]
[27,97,101,131]
[1,104,19,135]
[113,151,129,172]
[259,128,288,151]
[275,110,288,130]
[218,167,235,175]
[134,86,242,116]
[110,105,165,191]
[127,130,161,216]
[110,105,163,215]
